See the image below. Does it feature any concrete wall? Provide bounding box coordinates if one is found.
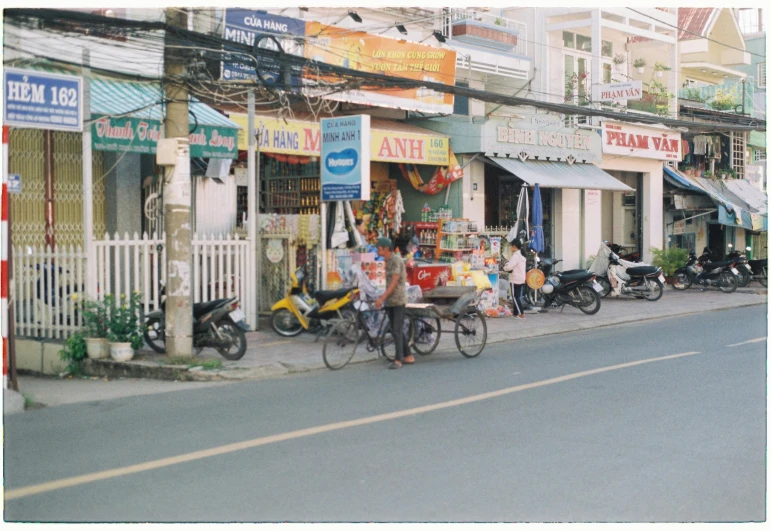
[15,339,68,375]
[555,188,581,270]
[460,157,486,228]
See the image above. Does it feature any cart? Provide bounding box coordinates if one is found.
[405,285,488,358]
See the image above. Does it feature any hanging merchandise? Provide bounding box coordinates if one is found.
[330,202,349,248]
[398,149,464,195]
[506,187,529,243]
[693,135,708,155]
[381,190,405,236]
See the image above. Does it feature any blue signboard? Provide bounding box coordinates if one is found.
[321,115,371,202]
[222,10,306,84]
[3,68,83,132]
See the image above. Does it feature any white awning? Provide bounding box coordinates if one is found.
[486,157,634,192]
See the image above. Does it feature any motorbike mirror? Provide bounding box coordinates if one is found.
[746,246,752,251]
[728,243,733,248]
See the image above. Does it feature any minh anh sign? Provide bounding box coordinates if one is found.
[320,115,371,202]
[602,121,682,162]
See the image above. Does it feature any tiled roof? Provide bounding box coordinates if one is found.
[678,8,716,40]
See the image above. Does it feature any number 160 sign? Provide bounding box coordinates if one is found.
[3,68,83,132]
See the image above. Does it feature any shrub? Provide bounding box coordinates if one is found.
[651,247,690,276]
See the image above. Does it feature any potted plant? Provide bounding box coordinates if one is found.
[651,247,690,283]
[702,170,713,179]
[654,62,671,78]
[681,164,695,176]
[720,167,738,180]
[633,58,646,74]
[76,295,110,359]
[105,292,144,362]
[613,53,627,71]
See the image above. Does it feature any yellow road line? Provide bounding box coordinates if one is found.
[727,337,767,347]
[259,340,292,348]
[4,351,701,501]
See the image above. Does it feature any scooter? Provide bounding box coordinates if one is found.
[606,250,664,301]
[672,251,739,293]
[539,269,602,315]
[143,282,250,360]
[721,246,753,287]
[270,265,359,338]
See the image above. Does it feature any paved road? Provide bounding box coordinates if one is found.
[4,306,766,522]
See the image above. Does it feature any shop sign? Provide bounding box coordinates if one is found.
[592,81,643,102]
[303,22,456,115]
[8,174,21,194]
[673,220,686,235]
[321,115,371,202]
[4,68,83,132]
[92,116,238,159]
[482,118,601,163]
[673,194,714,210]
[230,113,449,165]
[585,189,601,206]
[602,122,682,162]
[222,10,306,84]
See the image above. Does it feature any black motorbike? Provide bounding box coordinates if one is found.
[722,247,756,288]
[539,268,602,315]
[144,282,249,360]
[672,251,739,293]
[520,257,562,307]
[747,258,768,287]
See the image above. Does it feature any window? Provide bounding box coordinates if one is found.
[453,81,469,116]
[731,132,746,180]
[758,62,766,88]
[576,34,592,52]
[563,31,575,48]
[737,8,764,34]
[601,40,613,58]
[603,63,612,83]
[564,54,590,105]
[756,150,767,162]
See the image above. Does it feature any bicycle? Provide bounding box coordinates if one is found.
[322,297,392,370]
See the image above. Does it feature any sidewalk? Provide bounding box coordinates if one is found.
[83,286,769,382]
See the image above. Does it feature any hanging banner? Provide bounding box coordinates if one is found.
[321,115,371,202]
[91,116,238,159]
[3,68,83,132]
[303,22,456,115]
[602,121,682,162]
[398,150,463,195]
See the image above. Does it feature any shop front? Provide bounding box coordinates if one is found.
[600,121,680,263]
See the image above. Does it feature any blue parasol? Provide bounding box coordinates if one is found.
[529,184,545,253]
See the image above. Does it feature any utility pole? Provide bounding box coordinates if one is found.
[163,7,193,357]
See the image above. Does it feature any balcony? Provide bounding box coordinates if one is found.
[678,80,754,115]
[441,9,527,56]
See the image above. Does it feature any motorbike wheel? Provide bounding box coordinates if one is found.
[216,319,248,360]
[737,268,751,288]
[643,278,664,301]
[760,268,768,288]
[143,317,166,354]
[671,272,692,291]
[718,271,738,293]
[410,317,441,355]
[270,308,304,337]
[596,276,612,298]
[575,286,601,315]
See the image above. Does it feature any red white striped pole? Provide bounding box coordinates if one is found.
[2,125,9,390]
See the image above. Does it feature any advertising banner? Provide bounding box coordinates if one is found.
[321,115,371,201]
[3,68,83,132]
[222,10,306,83]
[92,115,238,159]
[230,113,449,165]
[304,22,456,114]
[602,122,682,162]
[592,81,643,102]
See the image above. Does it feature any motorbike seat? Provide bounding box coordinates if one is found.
[314,288,353,305]
[556,270,593,283]
[626,266,660,277]
[702,261,730,271]
[193,298,232,318]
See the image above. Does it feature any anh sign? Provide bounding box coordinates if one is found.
[3,68,83,132]
[602,122,682,162]
[592,81,643,102]
[321,115,371,202]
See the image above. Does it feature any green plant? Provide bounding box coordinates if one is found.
[654,61,671,72]
[702,170,713,178]
[633,58,646,68]
[651,247,689,277]
[74,295,110,338]
[105,292,145,351]
[494,17,504,26]
[59,332,88,374]
[709,85,740,111]
[719,167,738,179]
[613,53,626,65]
[681,88,707,103]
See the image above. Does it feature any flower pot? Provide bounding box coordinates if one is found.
[109,342,134,362]
[656,71,663,78]
[85,338,108,359]
[637,67,645,74]
[684,169,694,176]
[614,63,625,72]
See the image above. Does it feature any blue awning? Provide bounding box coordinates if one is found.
[663,167,705,193]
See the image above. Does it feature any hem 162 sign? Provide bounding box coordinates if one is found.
[3,68,83,132]
[321,115,371,202]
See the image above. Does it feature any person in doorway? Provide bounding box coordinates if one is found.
[374,238,415,369]
[504,238,527,319]
[355,219,368,238]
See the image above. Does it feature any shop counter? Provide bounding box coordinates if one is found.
[406,262,451,292]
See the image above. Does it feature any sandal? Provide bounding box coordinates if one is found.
[389,361,403,369]
[403,356,415,365]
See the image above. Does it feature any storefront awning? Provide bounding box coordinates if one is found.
[691,177,767,232]
[486,157,633,192]
[663,167,706,193]
[749,131,766,149]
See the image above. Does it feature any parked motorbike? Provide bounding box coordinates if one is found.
[747,257,768,287]
[607,242,641,263]
[520,257,562,307]
[143,282,249,360]
[672,250,739,293]
[539,269,602,315]
[590,242,663,300]
[720,247,753,287]
[270,265,359,338]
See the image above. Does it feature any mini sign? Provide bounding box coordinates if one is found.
[320,115,371,202]
[7,174,21,194]
[3,68,83,132]
[592,81,643,102]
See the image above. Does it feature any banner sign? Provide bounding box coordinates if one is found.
[592,81,643,102]
[230,113,449,165]
[92,115,238,159]
[602,122,682,162]
[673,219,686,235]
[303,22,456,114]
[482,118,601,163]
[222,10,306,83]
[321,115,371,201]
[3,68,83,132]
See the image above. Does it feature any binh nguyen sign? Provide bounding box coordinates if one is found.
[602,121,682,162]
[229,113,449,165]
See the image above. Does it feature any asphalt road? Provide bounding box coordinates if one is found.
[3,306,767,523]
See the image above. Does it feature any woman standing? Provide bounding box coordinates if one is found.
[504,238,527,319]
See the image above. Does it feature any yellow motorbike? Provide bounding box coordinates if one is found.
[270,266,359,338]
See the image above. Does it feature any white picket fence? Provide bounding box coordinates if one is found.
[13,232,253,339]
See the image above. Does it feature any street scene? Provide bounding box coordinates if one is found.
[1,5,768,524]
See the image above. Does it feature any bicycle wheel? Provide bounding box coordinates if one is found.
[143,316,166,353]
[454,308,487,358]
[322,319,360,370]
[411,317,441,355]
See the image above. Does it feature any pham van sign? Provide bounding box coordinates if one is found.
[602,122,682,162]
[592,81,643,103]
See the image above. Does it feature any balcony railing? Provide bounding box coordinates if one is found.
[441,8,527,56]
[678,79,754,115]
